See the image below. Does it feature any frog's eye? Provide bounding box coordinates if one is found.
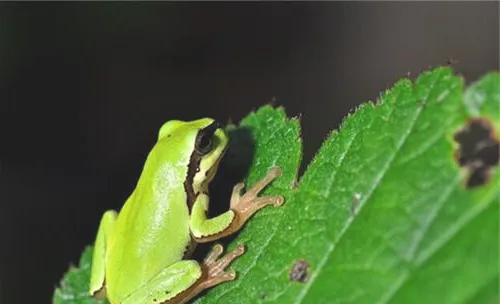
[195,121,220,155]
[197,133,212,155]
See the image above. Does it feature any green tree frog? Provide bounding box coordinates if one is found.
[89,118,284,304]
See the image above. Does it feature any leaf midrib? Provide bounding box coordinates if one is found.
[294,78,428,304]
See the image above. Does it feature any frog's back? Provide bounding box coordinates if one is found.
[105,146,192,303]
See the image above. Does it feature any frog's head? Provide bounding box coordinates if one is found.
[157,118,229,197]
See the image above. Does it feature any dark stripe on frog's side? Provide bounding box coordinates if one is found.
[183,121,219,212]
[182,121,219,259]
[184,147,201,212]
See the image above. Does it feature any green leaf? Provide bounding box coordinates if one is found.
[54,68,500,304]
[53,247,109,304]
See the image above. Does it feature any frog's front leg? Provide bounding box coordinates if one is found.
[121,244,244,304]
[190,167,284,243]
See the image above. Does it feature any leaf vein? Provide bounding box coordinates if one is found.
[405,175,461,262]
[415,188,499,266]
[377,175,461,304]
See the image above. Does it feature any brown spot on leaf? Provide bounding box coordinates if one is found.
[289,259,309,283]
[454,118,499,188]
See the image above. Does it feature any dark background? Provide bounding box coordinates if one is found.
[0,3,498,303]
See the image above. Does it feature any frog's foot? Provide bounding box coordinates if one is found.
[230,167,284,224]
[200,243,245,288]
[171,244,245,304]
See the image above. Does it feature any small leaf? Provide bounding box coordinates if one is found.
[53,247,109,304]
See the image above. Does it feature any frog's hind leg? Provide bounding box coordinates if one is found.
[89,210,117,299]
[166,244,245,304]
[121,260,202,304]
